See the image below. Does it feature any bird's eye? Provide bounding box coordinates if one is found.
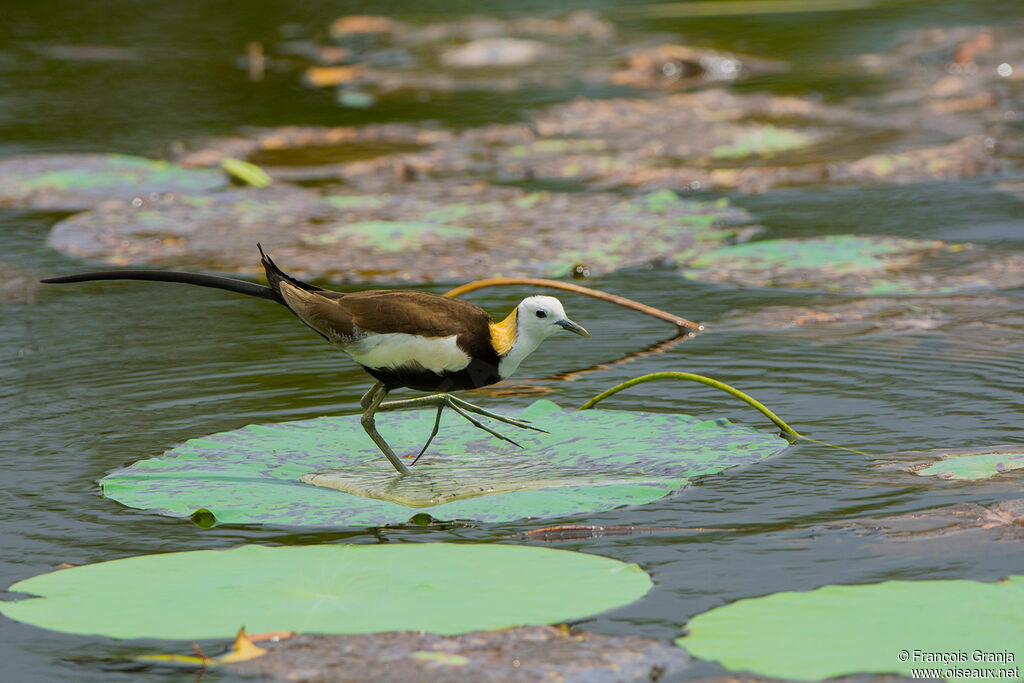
[535,310,547,319]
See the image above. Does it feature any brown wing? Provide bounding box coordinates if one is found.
[342,290,492,337]
[259,246,496,352]
[277,283,495,355]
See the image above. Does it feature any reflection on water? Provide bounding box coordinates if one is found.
[2,0,1024,680]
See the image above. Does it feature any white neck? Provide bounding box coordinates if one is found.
[497,329,544,379]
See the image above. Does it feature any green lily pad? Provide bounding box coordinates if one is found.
[99,400,789,526]
[0,543,651,640]
[678,576,1024,680]
[711,125,815,159]
[917,453,1024,480]
[0,154,225,211]
[894,447,1024,481]
[682,235,1024,293]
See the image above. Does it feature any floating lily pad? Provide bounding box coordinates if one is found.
[882,446,1024,481]
[0,543,651,639]
[178,87,1003,195]
[682,235,1024,293]
[302,221,473,251]
[711,125,816,159]
[48,182,759,282]
[714,294,1024,341]
[98,400,789,526]
[470,92,828,185]
[228,626,690,681]
[678,576,1024,680]
[0,154,225,211]
[916,452,1024,480]
[176,90,825,190]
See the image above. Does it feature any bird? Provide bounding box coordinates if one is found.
[41,245,589,475]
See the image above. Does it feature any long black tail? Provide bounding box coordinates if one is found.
[41,266,280,303]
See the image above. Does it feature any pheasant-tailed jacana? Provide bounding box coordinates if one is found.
[42,245,589,474]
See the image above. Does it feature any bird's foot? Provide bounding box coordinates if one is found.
[376,393,546,465]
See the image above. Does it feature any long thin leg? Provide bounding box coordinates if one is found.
[410,404,445,466]
[360,386,411,475]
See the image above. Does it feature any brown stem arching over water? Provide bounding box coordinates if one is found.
[444,277,703,335]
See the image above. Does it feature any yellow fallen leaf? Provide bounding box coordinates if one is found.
[218,627,268,663]
[304,65,367,88]
[135,627,268,667]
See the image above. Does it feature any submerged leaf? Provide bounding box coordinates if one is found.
[228,626,690,681]
[0,544,651,640]
[678,576,1024,680]
[98,400,789,526]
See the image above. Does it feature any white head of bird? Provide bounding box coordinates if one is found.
[497,295,589,378]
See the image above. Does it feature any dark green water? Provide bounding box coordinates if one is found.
[2,1,1023,680]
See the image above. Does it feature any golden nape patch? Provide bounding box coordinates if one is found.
[489,309,517,356]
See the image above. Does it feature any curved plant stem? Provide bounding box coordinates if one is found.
[578,371,802,438]
[444,277,702,335]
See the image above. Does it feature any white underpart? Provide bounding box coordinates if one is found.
[497,334,542,379]
[344,333,471,374]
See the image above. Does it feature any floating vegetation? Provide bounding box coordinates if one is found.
[710,125,817,159]
[820,498,1024,543]
[681,235,1024,293]
[0,154,225,211]
[256,11,769,102]
[609,44,752,88]
[47,183,758,282]
[220,157,272,187]
[856,24,1024,132]
[882,446,1024,481]
[174,123,450,175]
[98,400,788,526]
[227,626,690,681]
[714,294,1024,341]
[174,82,1007,194]
[0,544,652,639]
[678,576,1024,680]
